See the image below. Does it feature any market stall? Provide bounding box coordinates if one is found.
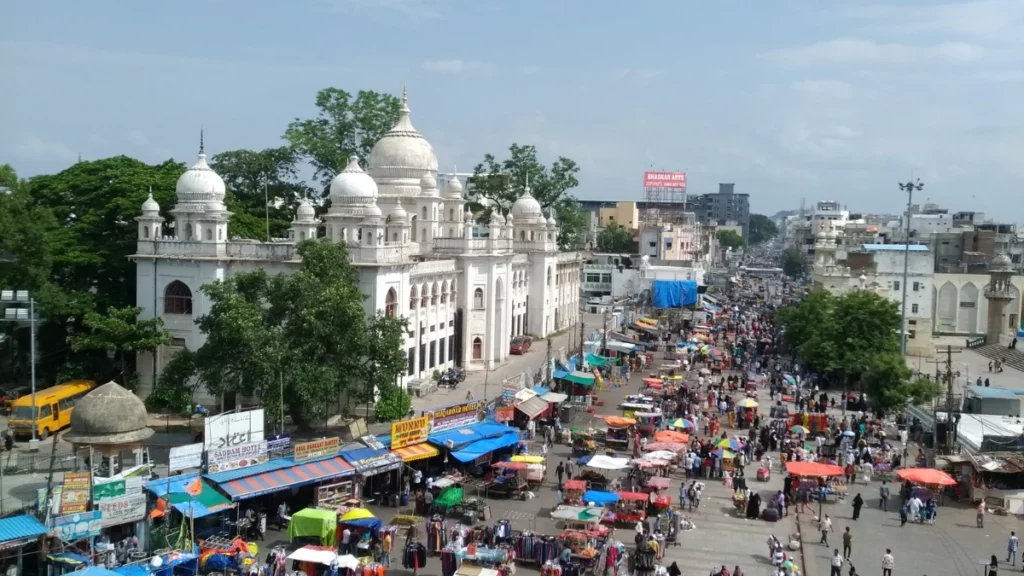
[634,412,664,437]
[785,461,847,502]
[287,508,337,546]
[571,429,597,456]
[338,508,382,556]
[563,479,586,505]
[608,492,648,523]
[604,417,633,451]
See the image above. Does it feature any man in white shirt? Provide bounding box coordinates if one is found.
[426,476,434,490]
[830,549,844,576]
[882,548,895,576]
[341,527,352,555]
[413,469,423,487]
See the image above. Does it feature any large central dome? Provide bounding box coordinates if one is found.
[368,86,438,179]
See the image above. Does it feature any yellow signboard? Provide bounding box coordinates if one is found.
[391,416,430,450]
[293,437,340,462]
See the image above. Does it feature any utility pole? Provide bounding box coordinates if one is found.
[578,321,586,359]
[926,344,961,453]
[546,338,552,385]
[897,179,924,356]
[602,308,609,352]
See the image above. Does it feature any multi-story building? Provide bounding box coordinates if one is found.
[599,202,640,231]
[686,183,750,237]
[638,213,703,262]
[132,89,582,403]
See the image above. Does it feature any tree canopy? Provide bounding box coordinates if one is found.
[151,240,408,429]
[748,214,778,245]
[597,223,636,253]
[468,143,586,250]
[210,147,313,240]
[284,88,401,190]
[716,229,746,249]
[781,247,808,278]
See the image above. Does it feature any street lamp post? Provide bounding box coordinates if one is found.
[897,179,924,357]
[1,290,38,444]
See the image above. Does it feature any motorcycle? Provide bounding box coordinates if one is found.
[446,368,465,383]
[438,375,459,389]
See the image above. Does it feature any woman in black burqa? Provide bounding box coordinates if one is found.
[745,491,762,519]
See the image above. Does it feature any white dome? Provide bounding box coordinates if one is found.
[445,175,464,199]
[546,212,557,228]
[420,174,439,196]
[511,190,543,221]
[389,200,409,223]
[363,202,383,221]
[330,157,378,202]
[141,193,160,214]
[992,253,1013,271]
[368,87,438,178]
[176,153,226,206]
[295,198,316,222]
[492,212,505,226]
[205,200,226,214]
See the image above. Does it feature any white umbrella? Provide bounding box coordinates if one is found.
[644,450,679,461]
[585,455,631,471]
[841,430,856,437]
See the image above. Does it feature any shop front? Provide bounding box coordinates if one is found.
[339,442,403,506]
[145,474,236,539]
[512,389,550,435]
[389,415,439,466]
[0,515,46,576]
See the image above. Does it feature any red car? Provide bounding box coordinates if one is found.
[510,336,532,354]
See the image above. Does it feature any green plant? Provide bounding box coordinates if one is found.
[432,369,442,382]
[374,385,412,422]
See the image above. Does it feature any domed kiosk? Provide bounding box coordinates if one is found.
[65,381,154,447]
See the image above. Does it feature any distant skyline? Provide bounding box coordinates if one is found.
[3,0,1023,221]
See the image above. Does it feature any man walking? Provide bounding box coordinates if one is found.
[1009,531,1019,566]
[556,462,565,487]
[879,480,890,511]
[842,527,852,560]
[819,515,832,546]
[830,549,844,576]
[881,548,894,576]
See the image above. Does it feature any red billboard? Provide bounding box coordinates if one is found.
[643,171,687,189]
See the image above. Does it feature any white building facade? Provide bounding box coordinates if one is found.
[132,89,582,403]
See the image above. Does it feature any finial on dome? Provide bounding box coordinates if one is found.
[199,127,204,154]
[402,83,407,105]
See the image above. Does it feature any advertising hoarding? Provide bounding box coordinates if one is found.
[207,440,269,473]
[643,171,687,189]
[49,511,103,541]
[93,476,143,503]
[390,416,430,450]
[293,437,340,462]
[168,442,204,472]
[426,400,486,433]
[59,472,91,515]
[204,409,265,450]
[97,493,147,527]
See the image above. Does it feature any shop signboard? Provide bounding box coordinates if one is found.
[93,476,143,503]
[97,493,147,528]
[501,385,519,406]
[49,510,103,541]
[390,416,429,450]
[59,472,91,515]
[266,433,291,456]
[204,408,265,450]
[426,400,486,433]
[207,440,269,473]
[494,407,515,423]
[348,451,402,477]
[168,442,204,472]
[293,437,340,463]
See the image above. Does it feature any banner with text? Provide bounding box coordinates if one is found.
[390,416,430,450]
[98,493,147,528]
[293,437,340,462]
[204,409,265,450]
[426,400,487,433]
[59,472,91,515]
[495,407,515,423]
[267,433,291,456]
[49,511,103,541]
[643,171,687,189]
[93,476,143,503]
[168,443,204,472]
[207,440,269,474]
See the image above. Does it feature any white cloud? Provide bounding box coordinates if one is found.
[7,134,77,162]
[421,59,485,74]
[520,65,541,75]
[846,0,1024,43]
[760,38,986,67]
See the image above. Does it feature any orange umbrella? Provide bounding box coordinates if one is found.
[605,416,636,428]
[785,461,844,477]
[654,430,689,443]
[896,468,957,486]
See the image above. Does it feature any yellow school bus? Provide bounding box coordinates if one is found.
[8,380,95,440]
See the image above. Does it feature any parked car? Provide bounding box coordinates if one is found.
[510,336,532,355]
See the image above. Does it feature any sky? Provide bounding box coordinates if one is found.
[3,0,1024,220]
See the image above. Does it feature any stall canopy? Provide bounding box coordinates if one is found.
[586,354,619,367]
[896,468,957,486]
[288,508,338,545]
[785,462,844,477]
[339,445,403,476]
[207,455,355,501]
[581,455,630,470]
[541,392,569,403]
[145,473,235,519]
[79,568,122,576]
[652,280,698,308]
[515,396,549,420]
[630,323,660,336]
[603,341,635,354]
[428,423,521,463]
[391,443,439,463]
[338,508,383,531]
[581,490,620,505]
[0,514,46,544]
[562,371,596,386]
[609,332,650,350]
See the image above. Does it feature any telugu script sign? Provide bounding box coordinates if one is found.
[59,472,91,515]
[293,437,340,462]
[390,416,430,450]
[643,171,687,189]
[207,440,269,474]
[49,511,103,541]
[426,400,486,433]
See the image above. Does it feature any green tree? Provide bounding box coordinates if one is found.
[210,147,313,240]
[833,290,901,386]
[776,290,838,374]
[781,248,808,278]
[862,353,941,411]
[355,312,410,416]
[374,385,412,422]
[70,305,171,384]
[284,88,401,190]
[147,348,200,414]
[597,223,635,253]
[748,214,778,245]
[716,229,745,249]
[467,143,585,249]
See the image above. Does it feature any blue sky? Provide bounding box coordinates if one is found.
[3,0,1023,219]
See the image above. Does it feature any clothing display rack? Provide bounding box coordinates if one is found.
[511,533,559,564]
[403,542,427,571]
[427,517,448,553]
[492,520,512,544]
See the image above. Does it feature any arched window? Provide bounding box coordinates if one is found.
[164,281,193,315]
[421,228,427,242]
[441,281,449,303]
[205,228,212,241]
[473,337,483,360]
[422,283,431,306]
[422,206,428,220]
[184,223,193,241]
[431,282,440,305]
[410,285,419,310]
[393,232,398,241]
[520,230,526,240]
[547,266,552,286]
[385,287,397,317]
[474,287,484,309]
[143,227,149,239]
[449,208,455,221]
[218,228,223,240]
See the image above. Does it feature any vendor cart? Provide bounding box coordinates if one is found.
[489,474,528,500]
[563,479,586,505]
[571,430,597,456]
[634,411,665,438]
[610,491,648,524]
[604,421,631,451]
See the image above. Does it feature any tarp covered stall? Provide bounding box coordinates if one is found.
[339,446,403,476]
[581,491,620,506]
[562,371,596,386]
[428,423,521,463]
[651,280,698,308]
[145,473,235,519]
[515,396,550,420]
[603,341,635,354]
[206,455,355,501]
[288,508,338,545]
[541,392,569,403]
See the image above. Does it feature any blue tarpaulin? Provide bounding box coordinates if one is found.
[428,423,514,449]
[582,490,620,505]
[652,280,698,308]
[449,431,520,462]
[533,386,550,396]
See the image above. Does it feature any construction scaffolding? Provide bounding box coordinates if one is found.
[642,171,687,224]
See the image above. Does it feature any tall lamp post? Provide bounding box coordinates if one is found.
[1,290,38,444]
[897,179,924,356]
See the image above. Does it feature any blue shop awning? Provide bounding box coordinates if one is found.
[209,456,355,501]
[450,431,521,463]
[532,386,550,396]
[145,473,236,519]
[0,514,46,544]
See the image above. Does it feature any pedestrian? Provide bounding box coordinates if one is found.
[819,515,832,546]
[830,549,844,576]
[381,530,392,567]
[556,488,563,506]
[988,555,998,576]
[556,462,565,486]
[899,503,908,527]
[978,499,987,528]
[879,480,889,511]
[565,458,574,480]
[1008,531,1019,566]
[881,548,894,576]
[842,527,852,560]
[851,493,864,520]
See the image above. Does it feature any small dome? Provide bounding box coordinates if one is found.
[389,200,409,223]
[141,193,160,214]
[65,381,153,445]
[445,175,464,199]
[511,189,543,221]
[205,200,226,214]
[504,211,514,223]
[295,198,316,222]
[330,156,378,202]
[992,253,1013,271]
[364,202,383,219]
[176,153,226,205]
[546,211,557,228]
[492,212,505,226]
[420,174,439,196]
[368,87,438,177]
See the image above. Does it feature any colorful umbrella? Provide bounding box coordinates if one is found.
[715,438,743,450]
[736,398,758,408]
[669,418,695,430]
[713,449,735,459]
[789,425,810,435]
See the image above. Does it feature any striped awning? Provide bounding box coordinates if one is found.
[391,443,439,463]
[215,456,355,501]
